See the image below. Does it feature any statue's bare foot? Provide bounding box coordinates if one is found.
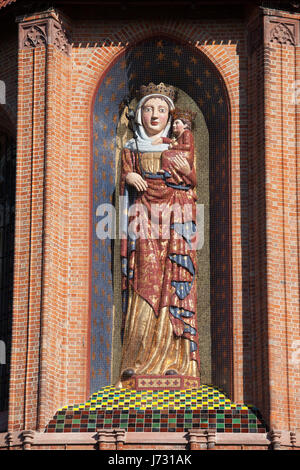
[165,369,179,376]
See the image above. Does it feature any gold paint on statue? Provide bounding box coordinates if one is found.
[140,152,162,173]
[116,288,198,388]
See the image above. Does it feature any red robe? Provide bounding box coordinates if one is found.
[161,129,195,186]
[120,145,200,368]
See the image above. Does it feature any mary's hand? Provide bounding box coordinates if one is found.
[172,153,191,176]
[125,172,148,191]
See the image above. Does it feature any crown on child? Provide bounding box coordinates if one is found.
[139,82,177,101]
[171,107,197,123]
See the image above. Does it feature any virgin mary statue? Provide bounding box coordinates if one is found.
[117,83,200,387]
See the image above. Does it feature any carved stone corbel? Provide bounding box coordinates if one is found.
[270,429,282,450]
[22,24,47,48]
[5,432,13,450]
[207,430,217,449]
[290,431,296,447]
[188,429,208,450]
[115,429,126,450]
[52,21,71,55]
[96,428,117,450]
[21,430,35,450]
[17,9,72,55]
[269,22,295,45]
[264,16,298,46]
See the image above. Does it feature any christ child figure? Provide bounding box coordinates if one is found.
[152,107,196,187]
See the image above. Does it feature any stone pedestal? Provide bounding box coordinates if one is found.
[122,375,201,391]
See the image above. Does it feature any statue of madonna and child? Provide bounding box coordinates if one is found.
[116,83,200,388]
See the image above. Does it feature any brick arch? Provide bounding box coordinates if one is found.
[73,21,239,115]
[85,32,243,399]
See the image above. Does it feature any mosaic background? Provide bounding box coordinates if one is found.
[91,37,231,395]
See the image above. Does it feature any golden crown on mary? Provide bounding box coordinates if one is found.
[138,82,177,101]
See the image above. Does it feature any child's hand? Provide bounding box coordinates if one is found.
[152,137,163,145]
[168,139,178,149]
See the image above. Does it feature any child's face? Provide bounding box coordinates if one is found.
[172,119,187,136]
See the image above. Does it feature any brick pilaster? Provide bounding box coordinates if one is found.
[8,8,72,431]
[246,6,270,422]
[247,7,300,430]
[262,8,300,431]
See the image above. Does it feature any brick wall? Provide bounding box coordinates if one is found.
[262,10,300,431]
[247,9,270,425]
[2,5,299,433]
[246,8,300,431]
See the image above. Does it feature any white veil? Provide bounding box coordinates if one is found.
[124,93,175,152]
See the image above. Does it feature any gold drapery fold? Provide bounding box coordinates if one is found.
[117,288,198,386]
[139,152,161,173]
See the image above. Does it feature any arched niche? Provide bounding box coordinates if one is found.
[90,36,232,397]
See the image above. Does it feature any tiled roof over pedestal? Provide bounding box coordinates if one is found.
[45,386,268,433]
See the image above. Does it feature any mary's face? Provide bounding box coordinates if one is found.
[141,97,169,137]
